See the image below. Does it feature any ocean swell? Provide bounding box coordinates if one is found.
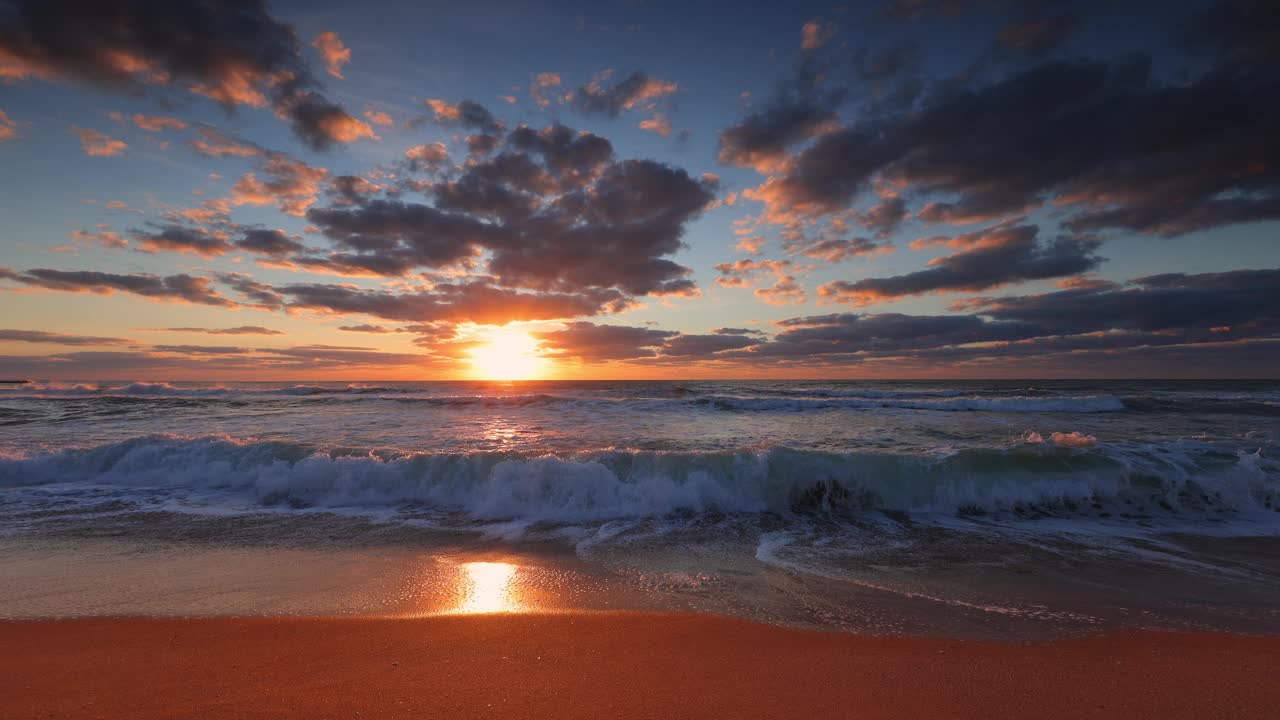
[2,435,1276,524]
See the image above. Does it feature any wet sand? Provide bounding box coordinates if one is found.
[2,613,1276,720]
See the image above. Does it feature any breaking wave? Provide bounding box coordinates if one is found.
[2,435,1276,525]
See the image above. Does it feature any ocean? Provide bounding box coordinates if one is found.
[2,379,1278,637]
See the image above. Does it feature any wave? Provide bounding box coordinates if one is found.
[2,383,1129,413]
[2,435,1276,524]
[0,382,402,398]
[693,395,1128,413]
[6,383,1279,416]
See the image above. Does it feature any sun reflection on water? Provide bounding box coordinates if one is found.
[455,561,520,613]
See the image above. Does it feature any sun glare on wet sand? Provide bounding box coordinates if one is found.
[468,328,548,381]
[455,562,520,614]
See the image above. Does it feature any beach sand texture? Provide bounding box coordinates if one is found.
[2,613,1276,720]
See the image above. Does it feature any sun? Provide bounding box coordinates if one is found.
[468,327,548,380]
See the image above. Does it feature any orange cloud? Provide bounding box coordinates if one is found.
[74,127,127,157]
[0,109,17,142]
[531,72,562,108]
[364,109,393,126]
[639,113,672,137]
[130,114,187,132]
[311,32,351,79]
[801,19,835,50]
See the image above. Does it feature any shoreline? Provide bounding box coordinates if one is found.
[3,612,1277,719]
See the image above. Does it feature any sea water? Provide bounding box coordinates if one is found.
[2,379,1277,637]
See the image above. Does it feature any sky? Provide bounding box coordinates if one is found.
[0,0,1277,380]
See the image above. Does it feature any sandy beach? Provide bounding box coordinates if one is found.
[2,612,1276,720]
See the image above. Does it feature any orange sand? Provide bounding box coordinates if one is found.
[1,613,1276,719]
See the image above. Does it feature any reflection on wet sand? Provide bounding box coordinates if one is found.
[454,561,522,614]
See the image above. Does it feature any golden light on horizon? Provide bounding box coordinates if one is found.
[455,561,520,613]
[467,327,549,381]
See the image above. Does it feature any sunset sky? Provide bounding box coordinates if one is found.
[0,0,1276,380]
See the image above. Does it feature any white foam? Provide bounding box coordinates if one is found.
[2,435,1276,525]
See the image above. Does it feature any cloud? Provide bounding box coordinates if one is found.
[311,32,350,79]
[858,197,909,237]
[998,15,1076,57]
[534,322,676,361]
[701,266,1280,375]
[405,143,449,172]
[660,333,759,356]
[0,329,134,346]
[74,127,126,156]
[229,152,328,216]
[715,259,807,305]
[817,222,1102,306]
[801,19,835,51]
[795,236,887,263]
[274,279,629,324]
[424,99,500,132]
[717,98,839,173]
[69,228,127,250]
[129,224,232,256]
[188,128,262,158]
[737,56,1280,236]
[532,321,762,363]
[234,228,306,256]
[639,114,672,137]
[0,0,373,149]
[128,114,187,132]
[0,344,430,378]
[0,109,16,141]
[530,72,562,108]
[151,326,284,336]
[571,70,677,118]
[152,344,248,355]
[465,133,500,157]
[964,268,1280,337]
[337,324,390,333]
[1,268,234,306]
[304,122,715,300]
[364,109,393,127]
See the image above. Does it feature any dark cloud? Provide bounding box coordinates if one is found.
[0,329,134,346]
[0,0,373,149]
[966,268,1280,336]
[214,272,283,309]
[1,268,234,306]
[235,228,307,257]
[858,197,910,237]
[534,322,676,361]
[717,99,839,173]
[153,326,284,335]
[712,327,766,336]
[752,311,1043,357]
[659,333,759,356]
[0,345,428,378]
[795,237,887,263]
[998,15,1076,57]
[817,222,1102,306]
[152,344,248,355]
[1187,0,1280,65]
[708,266,1280,373]
[741,52,1280,237]
[465,133,500,158]
[570,71,677,118]
[130,224,232,256]
[424,99,500,132]
[274,279,629,324]
[337,324,390,333]
[304,123,715,300]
